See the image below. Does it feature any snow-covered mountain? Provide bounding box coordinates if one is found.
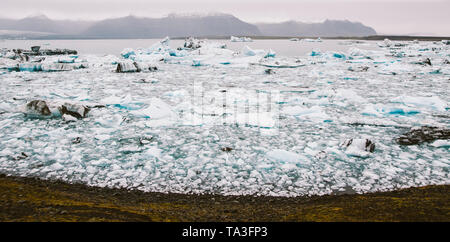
[0,14,376,39]
[81,14,262,38]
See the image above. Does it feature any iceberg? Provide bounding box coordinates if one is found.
[121,48,136,59]
[230,36,253,42]
[310,50,321,56]
[41,63,75,72]
[58,103,90,119]
[183,37,203,50]
[264,49,276,58]
[303,37,322,42]
[242,46,265,56]
[341,138,375,157]
[378,38,392,47]
[116,61,139,73]
[23,100,52,117]
[18,63,42,72]
[57,56,77,63]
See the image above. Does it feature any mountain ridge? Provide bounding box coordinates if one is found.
[0,14,377,39]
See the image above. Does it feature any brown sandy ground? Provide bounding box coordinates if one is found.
[0,174,448,222]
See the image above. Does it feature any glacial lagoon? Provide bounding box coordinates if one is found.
[0,38,449,197]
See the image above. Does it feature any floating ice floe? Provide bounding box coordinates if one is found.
[266,149,309,166]
[0,58,20,71]
[230,36,253,42]
[129,98,178,126]
[117,37,285,68]
[121,48,136,59]
[341,138,376,157]
[303,37,322,42]
[116,61,138,73]
[282,105,329,122]
[392,96,447,112]
[361,104,420,117]
[42,63,86,72]
[378,38,393,48]
[183,37,204,50]
[58,103,90,120]
[348,66,369,72]
[242,46,265,56]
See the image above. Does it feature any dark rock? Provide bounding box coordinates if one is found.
[72,137,82,144]
[265,69,275,74]
[25,100,51,116]
[221,147,233,152]
[89,105,106,109]
[396,126,450,145]
[348,66,369,72]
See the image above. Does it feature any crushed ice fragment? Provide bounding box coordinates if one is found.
[341,138,375,157]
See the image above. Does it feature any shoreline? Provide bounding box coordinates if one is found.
[1,174,448,222]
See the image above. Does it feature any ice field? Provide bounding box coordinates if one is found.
[0,38,449,197]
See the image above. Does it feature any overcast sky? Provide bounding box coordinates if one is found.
[1,0,450,36]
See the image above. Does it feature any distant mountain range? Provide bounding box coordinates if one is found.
[256,20,376,37]
[0,13,376,39]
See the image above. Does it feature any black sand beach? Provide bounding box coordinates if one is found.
[0,174,448,222]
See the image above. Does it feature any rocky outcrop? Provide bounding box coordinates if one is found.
[396,126,450,145]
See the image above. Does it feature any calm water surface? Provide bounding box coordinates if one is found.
[0,38,378,56]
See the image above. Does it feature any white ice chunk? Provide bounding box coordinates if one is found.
[266,149,309,165]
